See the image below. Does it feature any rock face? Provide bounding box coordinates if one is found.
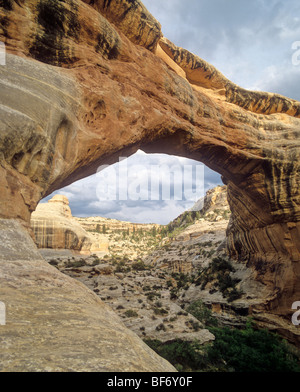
[31,195,93,252]
[0,0,299,366]
[76,216,161,258]
[192,185,229,216]
[31,194,163,258]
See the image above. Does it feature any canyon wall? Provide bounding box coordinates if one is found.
[0,0,299,367]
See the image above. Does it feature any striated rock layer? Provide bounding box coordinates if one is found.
[31,195,93,252]
[0,0,299,361]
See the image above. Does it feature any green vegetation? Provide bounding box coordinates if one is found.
[153,307,168,316]
[65,259,86,268]
[146,291,161,301]
[131,260,148,271]
[114,260,131,273]
[194,256,243,302]
[160,211,201,239]
[144,322,300,372]
[186,300,218,327]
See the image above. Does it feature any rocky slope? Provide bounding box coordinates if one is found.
[50,255,214,345]
[143,186,300,344]
[0,0,299,370]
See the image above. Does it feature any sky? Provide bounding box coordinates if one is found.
[44,0,300,225]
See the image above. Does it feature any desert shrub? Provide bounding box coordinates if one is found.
[186,300,218,327]
[144,339,207,371]
[65,259,86,268]
[154,307,168,316]
[227,287,243,302]
[131,260,147,271]
[188,319,202,331]
[166,280,173,288]
[124,309,138,318]
[115,263,130,273]
[155,323,166,332]
[170,289,178,300]
[144,323,300,372]
[194,257,243,301]
[210,256,234,272]
[146,292,161,301]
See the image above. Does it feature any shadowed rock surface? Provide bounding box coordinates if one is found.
[0,0,299,369]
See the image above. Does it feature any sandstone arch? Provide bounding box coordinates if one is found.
[0,0,299,365]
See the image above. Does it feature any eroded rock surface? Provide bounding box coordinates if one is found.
[0,0,300,367]
[52,255,214,346]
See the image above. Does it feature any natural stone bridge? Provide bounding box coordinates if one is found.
[0,0,299,370]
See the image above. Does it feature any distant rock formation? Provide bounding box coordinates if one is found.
[76,216,161,235]
[31,195,93,252]
[76,216,162,258]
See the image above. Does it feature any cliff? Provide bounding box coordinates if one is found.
[31,195,93,252]
[31,195,162,258]
[0,0,299,369]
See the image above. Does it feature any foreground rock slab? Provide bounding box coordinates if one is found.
[0,219,176,372]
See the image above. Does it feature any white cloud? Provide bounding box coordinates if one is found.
[143,0,300,94]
